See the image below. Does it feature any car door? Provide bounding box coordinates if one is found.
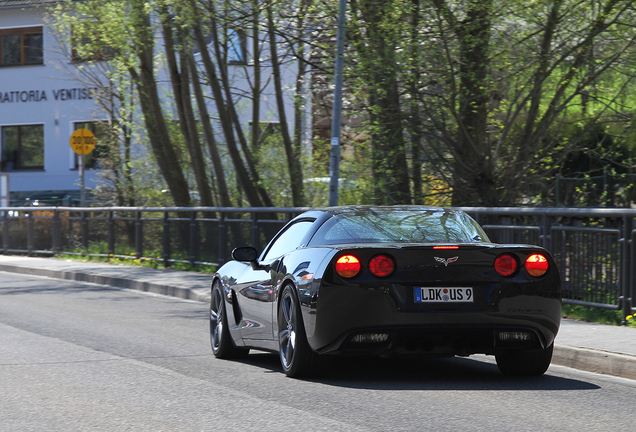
[238,219,315,342]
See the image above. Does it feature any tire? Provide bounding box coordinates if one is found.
[278,284,318,378]
[210,281,249,359]
[495,343,554,376]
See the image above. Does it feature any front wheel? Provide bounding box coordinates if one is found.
[495,343,554,376]
[278,285,318,378]
[210,281,249,359]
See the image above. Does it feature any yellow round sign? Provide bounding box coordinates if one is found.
[70,128,96,155]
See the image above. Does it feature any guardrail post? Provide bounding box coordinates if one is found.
[218,212,226,266]
[622,215,633,324]
[52,209,60,255]
[162,211,170,267]
[26,211,34,256]
[501,216,512,243]
[68,211,73,252]
[81,210,88,250]
[135,210,142,259]
[541,213,552,251]
[603,170,611,207]
[631,225,635,317]
[189,211,197,267]
[107,211,115,257]
[251,212,259,250]
[2,210,8,254]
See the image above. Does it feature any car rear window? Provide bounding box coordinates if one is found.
[309,209,489,245]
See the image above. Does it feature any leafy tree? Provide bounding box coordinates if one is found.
[48,0,315,210]
[420,0,636,205]
[327,0,636,206]
[48,0,636,210]
[46,1,143,208]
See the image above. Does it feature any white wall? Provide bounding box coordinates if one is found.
[0,5,102,194]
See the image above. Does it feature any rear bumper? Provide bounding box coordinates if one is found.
[306,281,561,356]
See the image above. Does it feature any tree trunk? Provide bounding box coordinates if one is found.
[209,8,275,208]
[129,0,190,207]
[408,0,423,204]
[187,54,232,208]
[160,8,215,207]
[450,0,495,206]
[356,0,411,205]
[267,4,305,207]
[188,0,265,208]
[251,0,261,152]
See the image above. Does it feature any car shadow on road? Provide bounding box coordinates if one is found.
[241,352,601,391]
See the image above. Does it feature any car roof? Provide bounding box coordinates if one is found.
[296,205,452,220]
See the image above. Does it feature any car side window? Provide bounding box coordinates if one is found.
[262,220,313,261]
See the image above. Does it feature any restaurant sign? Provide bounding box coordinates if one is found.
[0,87,98,103]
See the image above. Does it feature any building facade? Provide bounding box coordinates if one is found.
[1,0,314,207]
[1,0,104,205]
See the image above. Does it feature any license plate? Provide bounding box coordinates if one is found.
[414,287,474,303]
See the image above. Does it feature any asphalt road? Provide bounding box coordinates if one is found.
[1,272,635,432]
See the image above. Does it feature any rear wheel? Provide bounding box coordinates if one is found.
[495,343,554,376]
[210,281,249,359]
[278,285,318,378]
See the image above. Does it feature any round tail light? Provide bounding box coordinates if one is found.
[495,254,518,277]
[335,255,361,278]
[368,254,395,277]
[525,254,549,277]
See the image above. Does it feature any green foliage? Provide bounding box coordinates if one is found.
[253,125,292,207]
[55,250,217,273]
[57,237,218,273]
[333,0,636,206]
[555,117,636,206]
[562,304,624,326]
[45,0,636,208]
[567,305,624,325]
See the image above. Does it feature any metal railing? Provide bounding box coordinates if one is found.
[1,205,634,322]
[462,207,635,323]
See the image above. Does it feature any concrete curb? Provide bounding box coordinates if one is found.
[553,345,636,381]
[0,262,211,303]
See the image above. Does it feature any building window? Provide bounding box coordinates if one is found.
[0,27,43,67]
[227,29,246,65]
[71,26,115,62]
[1,125,44,171]
[74,122,106,169]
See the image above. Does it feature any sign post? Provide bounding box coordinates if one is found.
[69,128,96,206]
[0,174,9,215]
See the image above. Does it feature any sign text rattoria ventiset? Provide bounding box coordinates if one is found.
[0,87,98,103]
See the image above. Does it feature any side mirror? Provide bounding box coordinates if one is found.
[232,246,259,262]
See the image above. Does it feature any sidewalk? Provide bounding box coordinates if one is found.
[1,255,634,381]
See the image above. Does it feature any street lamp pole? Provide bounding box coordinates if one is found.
[328,0,347,207]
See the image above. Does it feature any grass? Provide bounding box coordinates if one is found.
[54,251,217,274]
[562,304,636,327]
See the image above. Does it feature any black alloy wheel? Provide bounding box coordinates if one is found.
[495,343,554,376]
[210,281,249,359]
[278,284,318,378]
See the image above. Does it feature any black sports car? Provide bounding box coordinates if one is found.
[210,206,561,377]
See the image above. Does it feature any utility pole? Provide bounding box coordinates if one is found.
[328,0,347,207]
